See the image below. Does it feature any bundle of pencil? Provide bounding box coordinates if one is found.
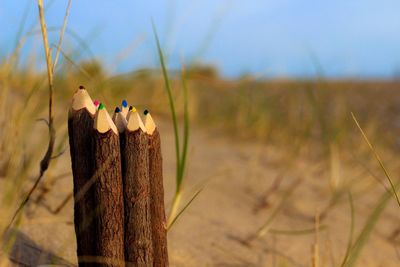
[68,89,168,267]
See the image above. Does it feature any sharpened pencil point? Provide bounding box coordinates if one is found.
[98,103,105,110]
[93,100,99,107]
[122,100,128,107]
[144,109,149,115]
[115,107,121,113]
[71,88,96,115]
[79,85,85,89]
[129,106,133,111]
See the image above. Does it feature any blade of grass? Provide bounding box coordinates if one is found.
[311,213,320,267]
[167,187,203,231]
[340,192,355,267]
[153,21,193,227]
[167,65,190,227]
[52,0,72,71]
[193,3,230,60]
[12,0,31,64]
[168,67,189,225]
[343,182,399,267]
[6,0,56,73]
[51,44,91,78]
[179,65,190,189]
[38,0,54,120]
[344,112,400,266]
[351,112,400,207]
[6,0,57,231]
[152,21,181,191]
[27,27,96,59]
[255,179,302,238]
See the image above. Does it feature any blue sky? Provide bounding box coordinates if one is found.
[1,0,400,78]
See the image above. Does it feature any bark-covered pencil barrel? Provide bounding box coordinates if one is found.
[68,86,97,266]
[93,103,125,267]
[121,107,153,266]
[144,110,168,267]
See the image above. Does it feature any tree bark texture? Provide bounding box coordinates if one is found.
[68,109,97,267]
[147,129,168,267]
[93,130,125,267]
[121,129,153,266]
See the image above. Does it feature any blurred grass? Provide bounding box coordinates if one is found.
[5,59,400,152]
[14,63,394,152]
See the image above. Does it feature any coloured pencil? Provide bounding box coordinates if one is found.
[68,85,97,266]
[121,108,153,266]
[93,103,125,266]
[121,99,129,118]
[144,110,168,267]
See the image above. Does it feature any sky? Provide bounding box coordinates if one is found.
[1,0,400,78]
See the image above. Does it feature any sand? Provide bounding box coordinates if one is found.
[8,120,400,267]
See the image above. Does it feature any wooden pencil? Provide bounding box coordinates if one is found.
[121,99,129,118]
[126,105,133,121]
[93,103,125,267]
[94,100,100,110]
[121,107,153,266]
[112,107,128,134]
[112,106,127,177]
[144,110,168,267]
[68,85,97,266]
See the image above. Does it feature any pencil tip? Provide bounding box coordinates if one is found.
[93,100,99,107]
[98,103,105,110]
[129,105,133,111]
[144,109,149,115]
[79,85,85,90]
[122,100,128,107]
[115,106,120,113]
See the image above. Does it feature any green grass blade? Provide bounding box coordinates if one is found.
[152,21,181,189]
[351,112,400,208]
[178,66,190,190]
[167,188,203,231]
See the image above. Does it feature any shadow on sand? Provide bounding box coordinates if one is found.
[5,229,74,267]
